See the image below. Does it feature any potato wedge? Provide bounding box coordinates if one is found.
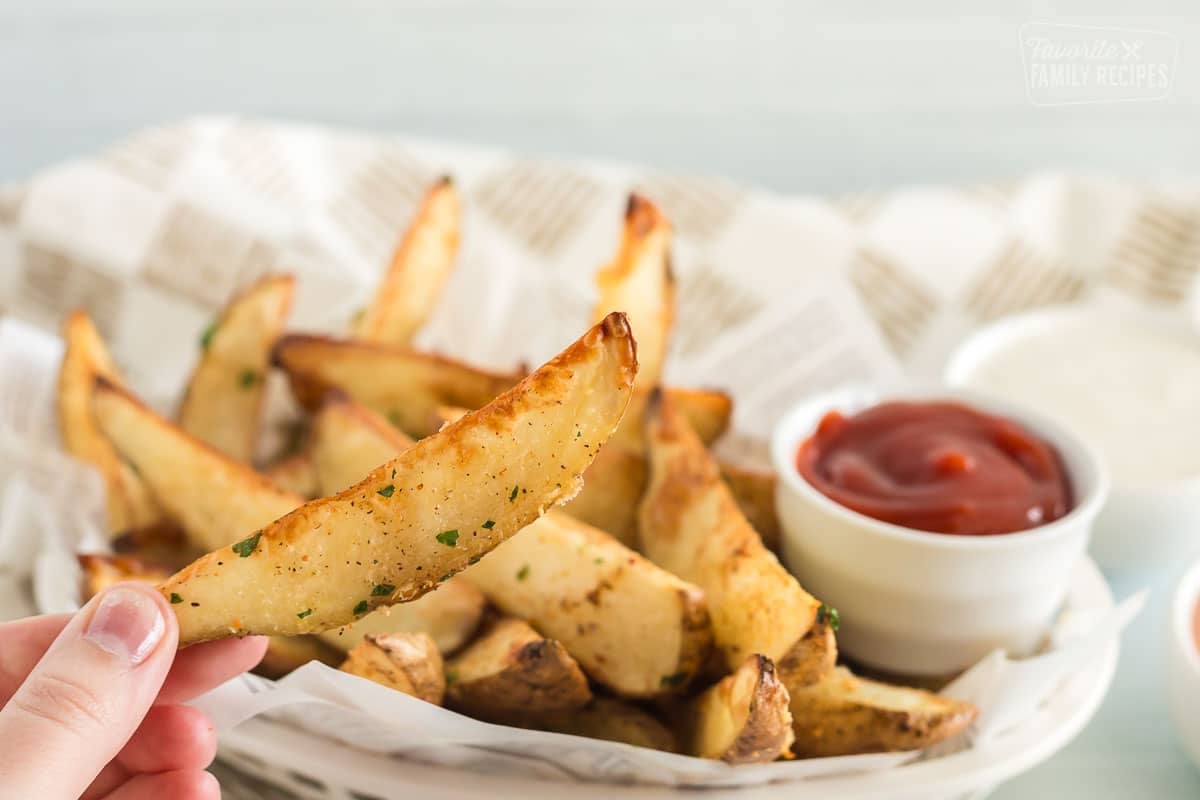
[788,667,978,757]
[466,510,711,698]
[593,193,673,400]
[272,334,522,438]
[352,177,460,346]
[311,392,415,495]
[264,453,319,499]
[92,380,303,553]
[445,617,591,721]
[640,391,823,677]
[562,442,646,546]
[255,635,344,680]
[667,387,731,446]
[719,462,782,554]
[159,313,637,645]
[682,654,794,764]
[57,310,160,534]
[78,553,170,602]
[178,274,294,462]
[340,632,445,705]
[318,577,486,656]
[532,697,679,753]
[776,621,837,691]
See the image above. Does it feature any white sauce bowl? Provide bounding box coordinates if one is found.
[1168,557,1200,771]
[946,306,1200,574]
[771,384,1108,676]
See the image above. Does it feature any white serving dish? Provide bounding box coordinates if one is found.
[1168,557,1200,771]
[771,384,1107,676]
[945,305,1200,574]
[216,558,1117,800]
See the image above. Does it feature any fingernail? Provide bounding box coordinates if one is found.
[84,586,166,665]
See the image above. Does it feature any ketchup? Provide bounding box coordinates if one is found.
[796,401,1072,535]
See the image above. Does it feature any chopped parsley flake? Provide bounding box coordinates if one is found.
[817,604,840,632]
[353,600,369,615]
[509,485,519,502]
[372,584,395,597]
[238,369,258,389]
[169,593,183,604]
[445,670,458,685]
[516,564,530,581]
[377,484,395,498]
[231,531,263,558]
[659,672,688,688]
[436,529,459,547]
[297,608,313,619]
[199,322,217,350]
[482,520,495,530]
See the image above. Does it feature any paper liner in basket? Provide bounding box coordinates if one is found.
[0,317,1143,789]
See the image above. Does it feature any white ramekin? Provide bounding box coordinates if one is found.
[945,305,1200,575]
[772,384,1109,676]
[1168,557,1200,770]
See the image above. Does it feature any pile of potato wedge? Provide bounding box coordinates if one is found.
[58,180,977,765]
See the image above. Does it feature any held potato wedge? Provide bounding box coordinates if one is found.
[255,635,344,680]
[264,453,320,499]
[340,632,446,705]
[78,553,170,602]
[92,380,303,553]
[311,392,415,495]
[272,334,522,438]
[318,576,486,656]
[682,654,794,764]
[159,313,637,645]
[57,310,160,533]
[466,510,712,698]
[352,177,460,346]
[445,617,591,721]
[178,274,294,462]
[788,667,978,757]
[531,697,680,753]
[640,391,824,678]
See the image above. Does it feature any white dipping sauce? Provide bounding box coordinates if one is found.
[958,312,1200,488]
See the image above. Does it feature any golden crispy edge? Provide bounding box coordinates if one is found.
[58,310,160,533]
[162,312,637,644]
[270,333,523,418]
[353,177,459,345]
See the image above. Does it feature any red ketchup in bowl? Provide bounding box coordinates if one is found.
[796,401,1073,535]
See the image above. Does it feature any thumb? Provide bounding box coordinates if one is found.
[0,582,179,798]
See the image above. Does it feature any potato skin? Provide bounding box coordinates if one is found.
[272,334,521,438]
[788,667,978,757]
[445,618,591,722]
[684,654,794,764]
[531,697,680,753]
[776,621,838,690]
[340,632,445,705]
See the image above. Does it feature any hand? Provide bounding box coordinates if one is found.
[0,582,268,799]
